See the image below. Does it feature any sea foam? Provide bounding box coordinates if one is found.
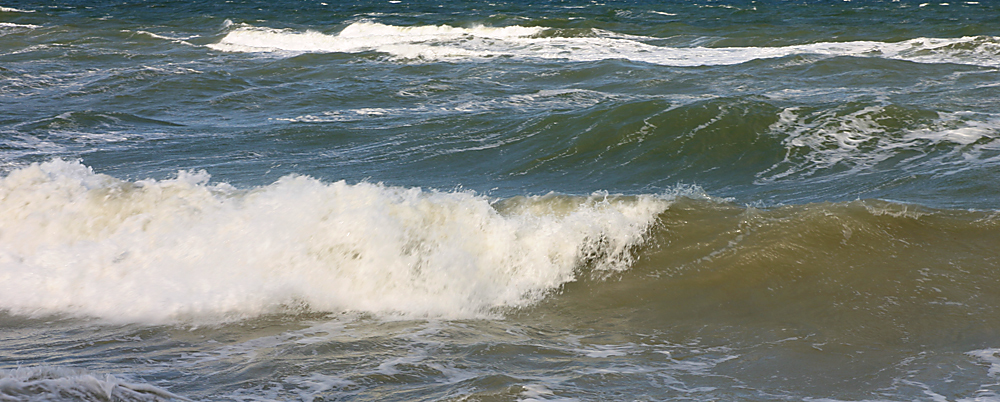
[209,22,1000,67]
[0,160,668,323]
[0,367,183,402]
[758,106,1000,183]
[0,6,34,13]
[0,22,41,29]
[207,22,542,58]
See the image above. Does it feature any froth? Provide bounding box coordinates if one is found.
[0,367,183,402]
[207,22,543,57]
[758,106,1000,183]
[209,22,1000,68]
[0,6,35,13]
[0,160,668,323]
[0,22,41,29]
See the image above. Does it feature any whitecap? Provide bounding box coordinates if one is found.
[0,6,35,13]
[207,22,1000,68]
[0,22,41,29]
[0,160,669,323]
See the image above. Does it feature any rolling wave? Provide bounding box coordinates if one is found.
[2,160,997,325]
[0,160,667,323]
[0,22,41,31]
[209,22,1000,67]
[491,97,999,193]
[0,6,34,13]
[539,197,1000,353]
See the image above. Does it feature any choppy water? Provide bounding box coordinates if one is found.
[2,0,1000,401]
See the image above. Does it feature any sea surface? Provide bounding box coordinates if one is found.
[2,0,1000,400]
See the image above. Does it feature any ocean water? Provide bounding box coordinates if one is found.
[2,0,1000,400]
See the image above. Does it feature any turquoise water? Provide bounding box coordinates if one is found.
[2,1,1000,400]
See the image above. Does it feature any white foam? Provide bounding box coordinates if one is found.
[208,22,541,57]
[950,349,1000,402]
[0,133,70,160]
[757,107,1000,183]
[274,90,617,123]
[130,30,199,46]
[578,344,631,358]
[285,373,355,401]
[0,366,186,402]
[0,22,41,29]
[0,160,668,323]
[968,349,1000,378]
[905,112,1000,147]
[0,6,34,13]
[208,22,1000,68]
[519,383,580,402]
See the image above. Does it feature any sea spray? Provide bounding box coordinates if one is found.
[0,160,668,323]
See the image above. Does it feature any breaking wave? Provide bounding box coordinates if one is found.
[209,22,1000,67]
[0,160,669,323]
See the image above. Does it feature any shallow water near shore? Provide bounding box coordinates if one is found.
[2,0,1000,400]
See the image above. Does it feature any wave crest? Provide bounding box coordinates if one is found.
[0,160,668,323]
[208,22,1000,67]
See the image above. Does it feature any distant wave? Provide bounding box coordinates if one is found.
[0,22,41,29]
[209,22,1000,67]
[207,22,543,57]
[0,6,35,13]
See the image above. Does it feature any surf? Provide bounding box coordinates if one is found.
[208,22,1000,68]
[0,160,669,323]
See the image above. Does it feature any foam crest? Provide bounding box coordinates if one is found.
[337,21,544,39]
[132,30,199,46]
[209,22,1000,67]
[207,22,542,57]
[0,6,35,13]
[0,22,41,29]
[0,160,668,323]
